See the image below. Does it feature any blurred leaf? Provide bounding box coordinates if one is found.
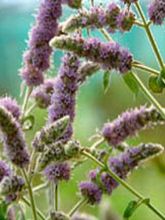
[123,72,139,97]
[103,71,110,94]
[123,200,138,219]
[0,201,8,220]
[148,75,163,94]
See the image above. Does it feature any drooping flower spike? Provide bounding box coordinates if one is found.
[0,106,29,167]
[79,143,163,204]
[62,3,135,33]
[50,35,133,74]
[102,106,164,146]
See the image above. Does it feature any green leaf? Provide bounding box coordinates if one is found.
[123,201,138,219]
[0,201,8,220]
[103,71,110,94]
[148,75,163,94]
[123,72,139,97]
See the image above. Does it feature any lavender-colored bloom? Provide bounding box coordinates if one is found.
[0,106,29,167]
[5,193,18,204]
[79,181,102,205]
[89,143,163,195]
[20,0,63,86]
[48,53,80,142]
[33,115,70,152]
[44,162,70,183]
[32,79,55,108]
[102,106,164,146]
[0,175,25,195]
[62,3,135,33]
[0,97,21,120]
[148,0,165,25]
[0,160,11,182]
[50,36,133,74]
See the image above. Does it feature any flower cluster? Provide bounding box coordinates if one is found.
[0,107,29,167]
[63,3,135,33]
[102,106,164,146]
[33,115,70,152]
[20,0,63,86]
[0,160,11,182]
[0,97,21,120]
[79,143,163,204]
[48,53,80,142]
[50,36,133,74]
[148,0,165,25]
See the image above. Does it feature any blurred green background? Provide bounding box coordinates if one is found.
[0,0,165,219]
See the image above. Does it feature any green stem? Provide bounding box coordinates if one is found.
[135,2,164,70]
[132,63,159,75]
[131,72,165,119]
[22,197,46,220]
[22,87,33,117]
[25,103,37,117]
[68,198,87,217]
[91,137,105,151]
[22,169,38,220]
[33,182,49,193]
[55,184,58,211]
[82,150,165,220]
[100,28,113,42]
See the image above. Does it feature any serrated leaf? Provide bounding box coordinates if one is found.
[103,71,110,94]
[123,200,138,219]
[148,75,163,94]
[123,72,139,97]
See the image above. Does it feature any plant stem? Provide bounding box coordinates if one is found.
[22,197,46,220]
[68,198,87,217]
[22,168,38,220]
[55,184,58,211]
[25,103,37,117]
[82,150,165,220]
[22,87,33,117]
[91,137,105,151]
[135,2,164,70]
[132,63,159,75]
[33,182,49,193]
[100,28,113,42]
[131,72,165,119]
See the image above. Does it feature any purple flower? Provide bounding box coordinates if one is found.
[32,79,55,108]
[0,106,29,167]
[102,106,164,146]
[20,0,63,86]
[0,160,11,182]
[0,175,25,195]
[0,97,21,120]
[148,0,165,25]
[79,181,102,205]
[117,11,135,32]
[44,162,70,183]
[48,53,80,142]
[50,36,133,74]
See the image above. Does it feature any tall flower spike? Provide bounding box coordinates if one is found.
[0,97,21,120]
[20,0,63,86]
[0,160,11,182]
[102,106,164,146]
[48,53,80,142]
[62,3,135,33]
[33,115,70,152]
[89,143,163,195]
[0,106,29,167]
[44,162,71,183]
[50,36,133,74]
[148,0,165,25]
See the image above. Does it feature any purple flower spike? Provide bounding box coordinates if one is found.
[0,97,21,120]
[0,160,11,182]
[50,36,133,74]
[20,0,63,86]
[148,0,165,25]
[79,181,102,205]
[48,53,80,142]
[44,162,70,183]
[102,106,164,146]
[0,106,29,167]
